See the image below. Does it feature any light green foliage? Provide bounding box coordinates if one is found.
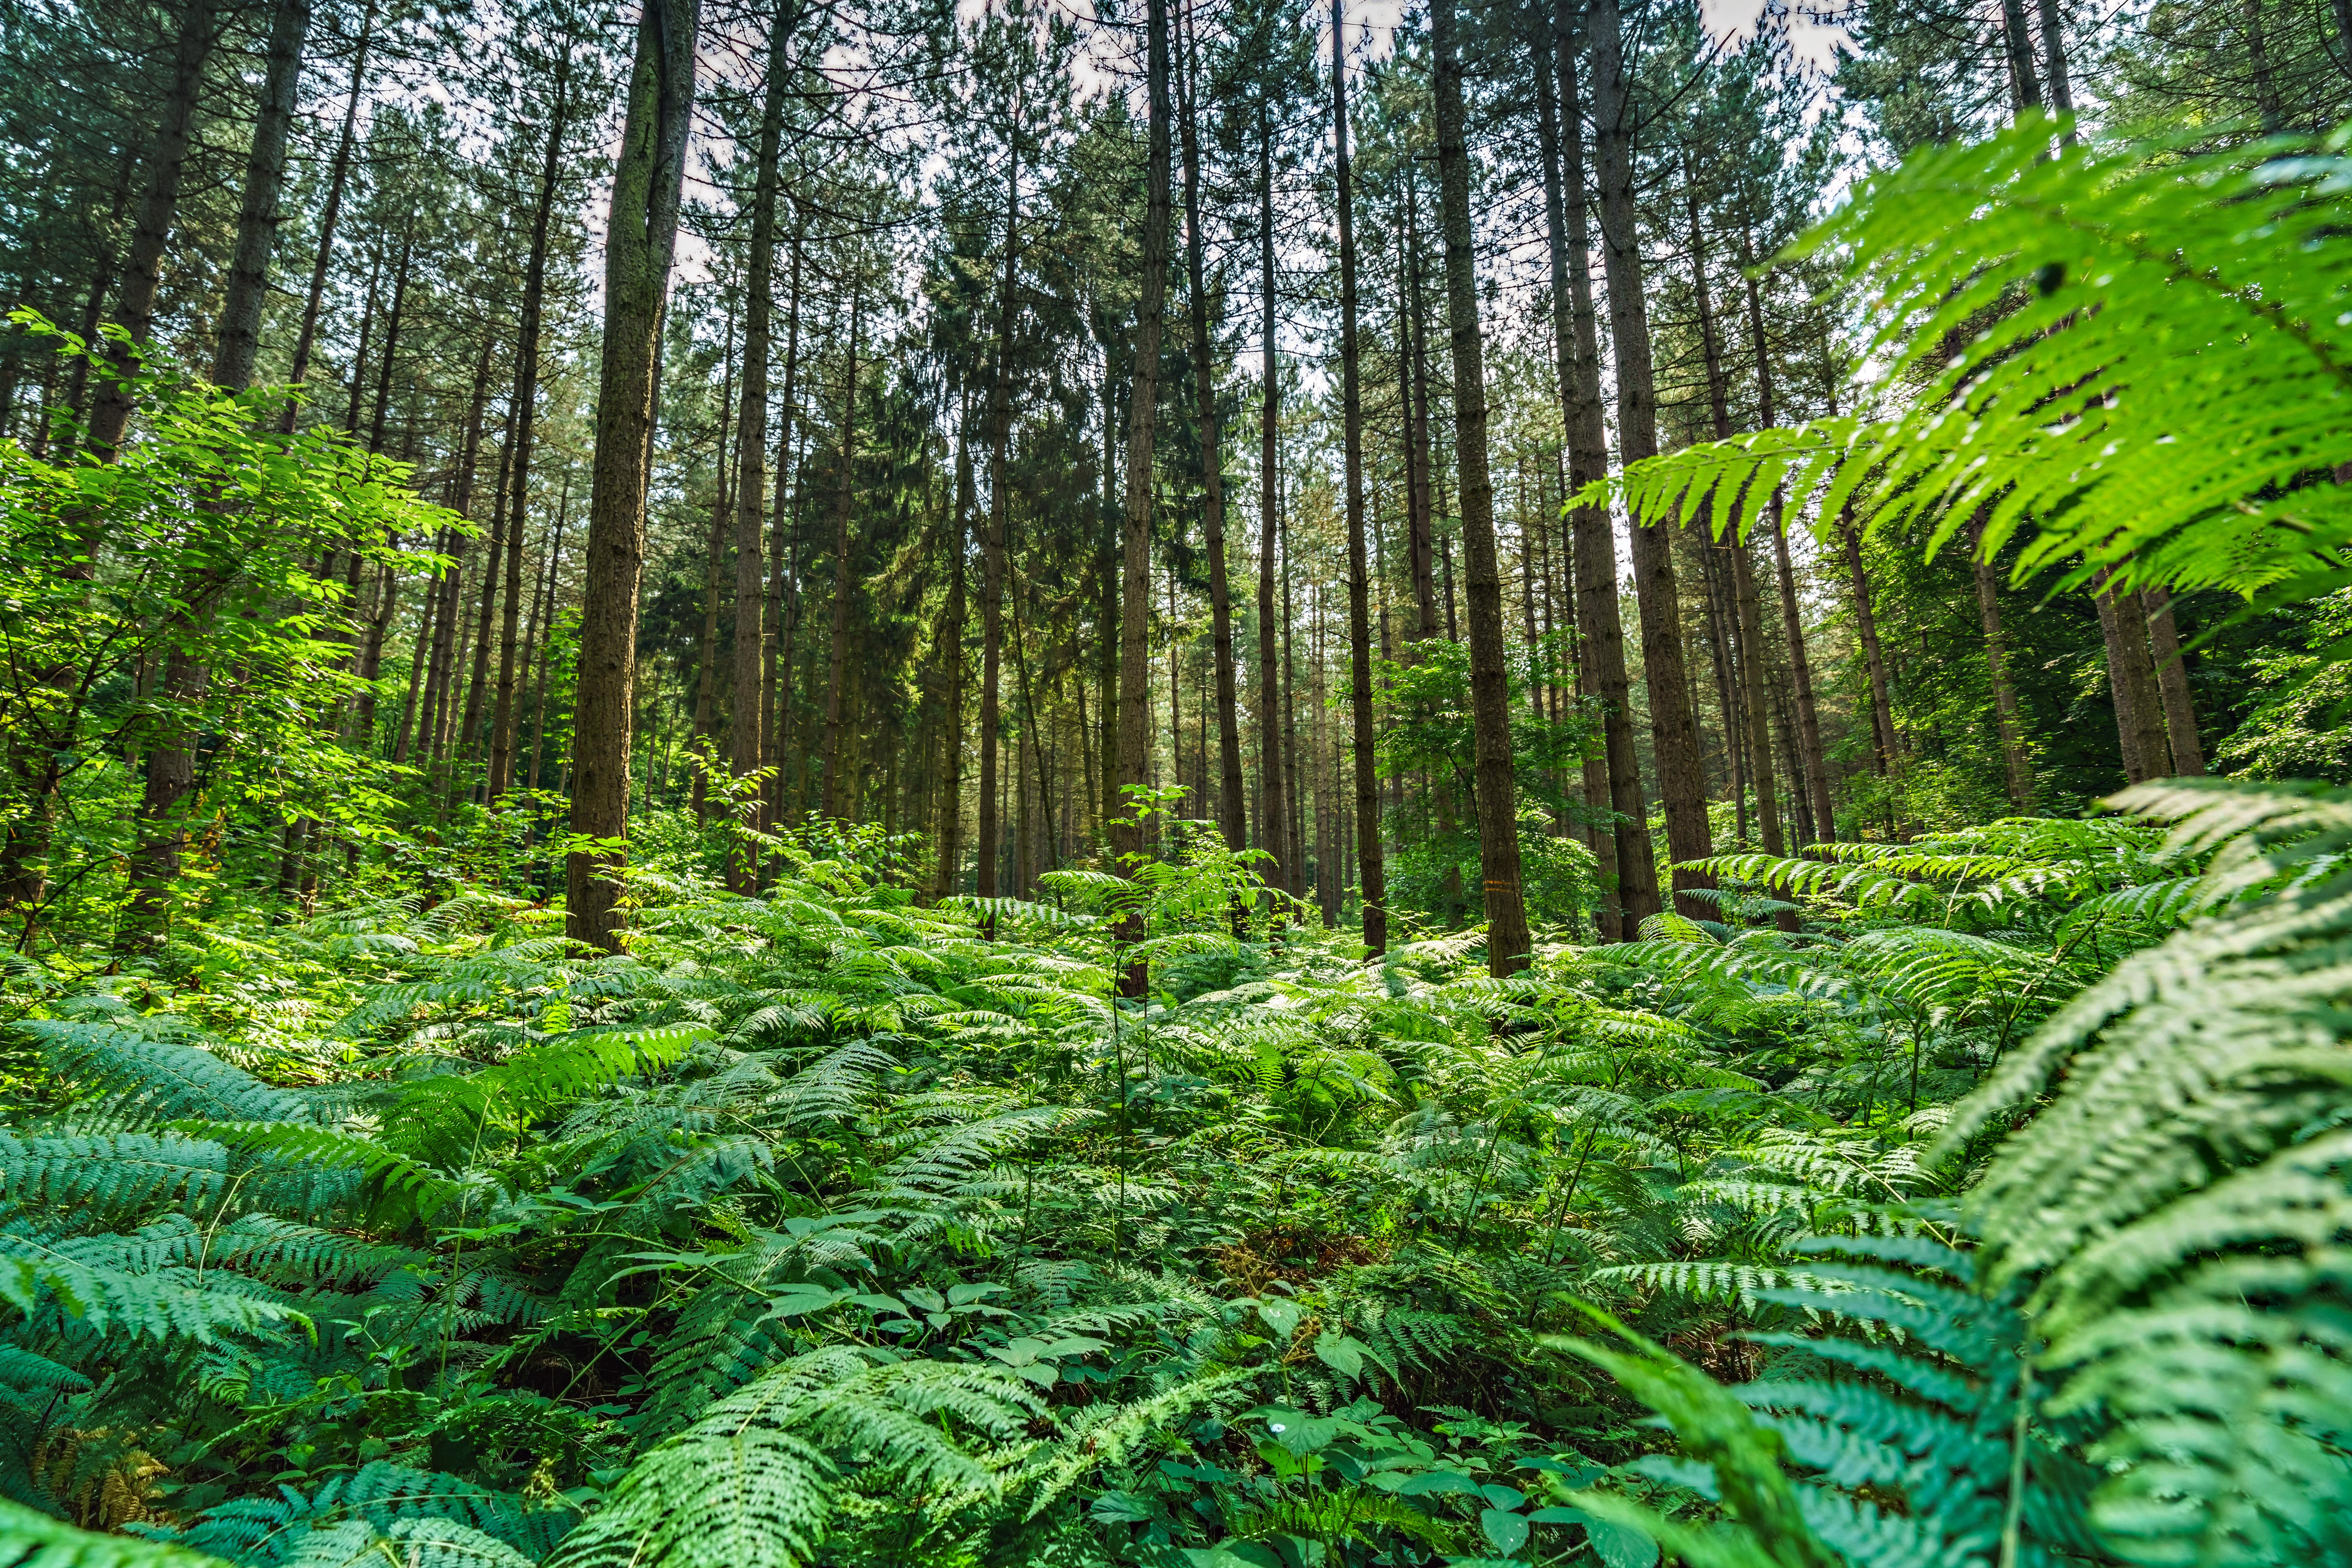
[1590,123,2352,611]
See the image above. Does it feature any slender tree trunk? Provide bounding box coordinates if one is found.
[1689,171,1775,858]
[490,49,574,803]
[2142,590,2204,775]
[86,0,216,464]
[1967,514,2036,810]
[821,284,862,817]
[1546,7,1652,935]
[1115,0,1173,995]
[1254,107,1289,929]
[691,306,736,819]
[1843,518,1904,797]
[1179,14,1246,856]
[524,479,569,797]
[1432,0,1530,975]
[1332,0,1384,955]
[568,0,698,952]
[1403,205,1437,644]
[978,156,1017,899]
[937,418,972,899]
[764,211,804,837]
[1736,237,1836,844]
[461,406,516,769]
[2095,571,2169,782]
[282,0,378,426]
[212,0,309,390]
[1591,0,1710,914]
[730,2,797,882]
[2001,0,2045,113]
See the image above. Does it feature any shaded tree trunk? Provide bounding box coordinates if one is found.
[2142,591,2204,776]
[1432,0,1530,975]
[281,0,378,425]
[212,0,309,391]
[691,306,736,820]
[1180,9,1247,857]
[730,1,798,883]
[821,285,862,817]
[936,418,972,899]
[763,211,804,837]
[1332,0,1384,955]
[1544,6,1652,936]
[568,0,698,953]
[1590,0,1710,914]
[87,0,217,464]
[1254,107,1289,930]
[1115,0,1172,995]
[490,47,574,803]
[978,156,1017,900]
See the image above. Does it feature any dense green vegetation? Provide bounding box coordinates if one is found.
[5,0,2352,1557]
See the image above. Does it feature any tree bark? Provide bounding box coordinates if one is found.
[977,151,1019,900]
[568,0,698,952]
[730,2,798,882]
[1967,514,2035,810]
[937,417,972,899]
[1843,518,1904,798]
[821,284,862,817]
[690,316,735,819]
[2142,590,2204,776]
[1254,106,1289,929]
[1402,200,1438,644]
[2094,571,2169,782]
[212,0,309,390]
[1590,0,1710,915]
[87,0,216,462]
[490,48,574,802]
[1179,11,1246,857]
[763,210,804,836]
[1115,0,1173,995]
[1544,6,1652,936]
[1736,234,1835,844]
[1432,0,1530,975]
[1332,0,1384,955]
[282,0,378,425]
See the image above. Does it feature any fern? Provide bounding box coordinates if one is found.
[1591,122,2352,612]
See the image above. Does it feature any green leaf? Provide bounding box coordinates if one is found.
[1481,1507,1530,1556]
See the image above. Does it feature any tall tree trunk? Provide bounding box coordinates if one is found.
[730,2,797,881]
[2142,591,2204,775]
[1332,0,1384,955]
[763,210,804,836]
[978,154,1018,900]
[1179,11,1246,856]
[86,0,216,464]
[1115,0,1173,995]
[282,0,379,426]
[691,306,736,820]
[461,405,515,770]
[821,285,862,817]
[1545,7,1652,935]
[568,0,698,953]
[1432,0,1530,975]
[490,48,574,803]
[1590,0,1710,915]
[1736,233,1836,844]
[2095,571,2169,782]
[1968,514,2036,810]
[1843,518,1904,802]
[937,418,972,899]
[212,0,309,390]
[2001,0,2045,113]
[1403,192,1439,645]
[1254,106,1289,929]
[523,478,569,797]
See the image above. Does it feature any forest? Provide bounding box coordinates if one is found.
[1,0,2349,1559]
